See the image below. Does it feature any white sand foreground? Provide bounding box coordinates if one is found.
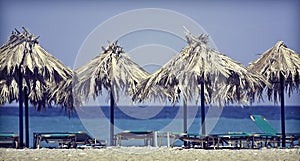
[0,147,299,161]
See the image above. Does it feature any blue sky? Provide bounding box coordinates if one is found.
[1,0,299,105]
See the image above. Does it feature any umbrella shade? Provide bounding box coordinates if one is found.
[0,28,73,148]
[248,41,300,102]
[248,41,300,147]
[133,29,268,136]
[0,28,73,110]
[75,41,149,145]
[134,30,267,105]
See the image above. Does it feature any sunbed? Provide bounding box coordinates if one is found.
[179,133,216,149]
[0,132,19,148]
[33,132,76,149]
[114,130,153,146]
[250,115,299,148]
[210,132,262,149]
[179,131,272,149]
[154,131,183,147]
[33,131,106,149]
[70,131,106,148]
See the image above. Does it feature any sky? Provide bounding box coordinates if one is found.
[0,0,299,105]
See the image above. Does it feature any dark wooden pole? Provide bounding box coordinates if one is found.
[24,87,29,148]
[183,100,187,133]
[110,91,115,146]
[280,73,286,147]
[183,99,188,147]
[201,82,205,135]
[18,67,24,149]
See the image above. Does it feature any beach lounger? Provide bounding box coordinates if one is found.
[71,131,106,148]
[289,133,300,147]
[33,132,76,149]
[210,132,262,149]
[154,131,183,147]
[115,130,154,146]
[179,133,216,149]
[0,132,19,148]
[250,115,298,148]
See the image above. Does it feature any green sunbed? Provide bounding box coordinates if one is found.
[179,133,216,149]
[115,130,153,146]
[155,131,184,147]
[210,132,263,149]
[250,115,299,147]
[33,132,76,149]
[33,131,106,149]
[70,131,106,148]
[0,132,19,148]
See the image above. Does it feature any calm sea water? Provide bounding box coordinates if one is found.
[0,105,299,147]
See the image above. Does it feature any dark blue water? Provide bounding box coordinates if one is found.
[0,105,299,147]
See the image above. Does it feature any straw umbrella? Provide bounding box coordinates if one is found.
[133,29,267,135]
[248,41,300,147]
[75,41,149,145]
[0,28,73,148]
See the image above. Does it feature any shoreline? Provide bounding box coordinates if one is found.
[1,147,299,161]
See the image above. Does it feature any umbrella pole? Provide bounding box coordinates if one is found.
[110,91,115,146]
[280,73,286,147]
[18,67,24,149]
[183,100,187,133]
[201,82,205,135]
[24,87,29,148]
[183,99,187,147]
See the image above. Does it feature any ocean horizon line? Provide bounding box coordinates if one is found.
[1,105,299,120]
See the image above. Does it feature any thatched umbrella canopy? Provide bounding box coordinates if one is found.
[248,41,300,147]
[0,28,73,148]
[75,41,149,145]
[134,30,267,135]
[0,28,72,108]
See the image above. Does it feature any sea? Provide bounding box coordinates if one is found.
[0,105,299,147]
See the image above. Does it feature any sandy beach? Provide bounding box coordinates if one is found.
[0,147,299,161]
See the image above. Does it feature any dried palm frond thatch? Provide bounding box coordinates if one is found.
[134,30,267,106]
[75,41,149,102]
[248,41,300,102]
[0,27,73,110]
[48,73,82,112]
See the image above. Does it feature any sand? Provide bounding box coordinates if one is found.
[0,147,299,161]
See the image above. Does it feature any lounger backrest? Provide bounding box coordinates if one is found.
[250,115,277,135]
